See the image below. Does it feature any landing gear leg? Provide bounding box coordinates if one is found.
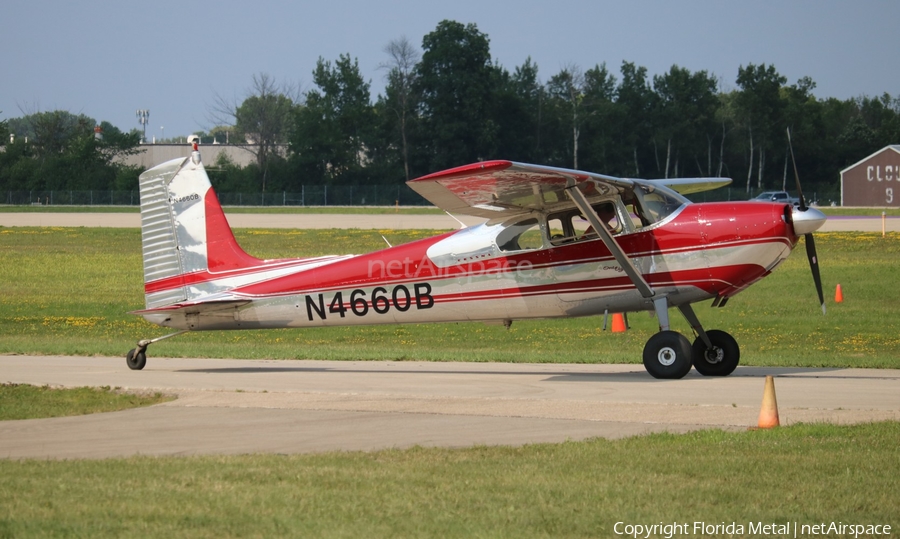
[125,330,188,371]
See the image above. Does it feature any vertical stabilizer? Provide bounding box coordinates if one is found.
[138,146,262,309]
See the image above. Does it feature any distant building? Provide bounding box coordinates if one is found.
[119,143,288,170]
[840,145,900,207]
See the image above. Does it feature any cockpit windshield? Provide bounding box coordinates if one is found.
[628,183,689,227]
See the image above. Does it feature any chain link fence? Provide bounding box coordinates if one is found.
[5,185,431,207]
[6,184,843,208]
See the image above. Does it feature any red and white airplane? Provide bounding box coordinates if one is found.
[127,141,826,378]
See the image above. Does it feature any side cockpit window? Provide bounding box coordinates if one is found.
[496,217,543,252]
[548,199,627,246]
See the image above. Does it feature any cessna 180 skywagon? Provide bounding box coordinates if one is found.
[127,140,826,379]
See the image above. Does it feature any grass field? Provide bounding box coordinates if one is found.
[1,226,898,536]
[0,227,898,368]
[0,422,896,537]
[0,383,171,420]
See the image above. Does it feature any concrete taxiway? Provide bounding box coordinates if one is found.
[2,355,898,459]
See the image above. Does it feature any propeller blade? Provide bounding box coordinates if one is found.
[786,127,807,211]
[804,232,826,315]
[788,127,825,314]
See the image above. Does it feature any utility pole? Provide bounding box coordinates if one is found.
[136,109,150,143]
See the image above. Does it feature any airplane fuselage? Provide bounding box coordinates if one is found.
[140,201,795,332]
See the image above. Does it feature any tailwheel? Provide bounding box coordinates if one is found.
[691,329,739,376]
[126,348,147,371]
[125,330,188,371]
[642,331,693,379]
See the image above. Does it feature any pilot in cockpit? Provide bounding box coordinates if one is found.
[582,202,617,238]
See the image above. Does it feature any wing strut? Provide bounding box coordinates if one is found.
[565,182,656,299]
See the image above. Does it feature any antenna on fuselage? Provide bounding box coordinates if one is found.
[444,211,467,229]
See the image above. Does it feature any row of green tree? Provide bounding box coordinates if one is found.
[0,111,142,192]
[3,19,899,201]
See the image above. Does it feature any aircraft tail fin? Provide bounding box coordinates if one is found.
[138,144,262,309]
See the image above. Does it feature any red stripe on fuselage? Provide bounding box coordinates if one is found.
[227,202,791,298]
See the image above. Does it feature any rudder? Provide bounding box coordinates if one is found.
[138,145,262,309]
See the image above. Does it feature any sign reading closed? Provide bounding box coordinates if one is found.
[841,145,900,206]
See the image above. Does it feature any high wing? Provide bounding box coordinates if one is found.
[656,177,733,195]
[407,160,731,218]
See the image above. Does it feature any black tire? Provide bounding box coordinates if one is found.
[692,330,740,376]
[642,331,693,379]
[126,348,147,370]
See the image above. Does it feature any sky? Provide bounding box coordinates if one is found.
[4,0,899,141]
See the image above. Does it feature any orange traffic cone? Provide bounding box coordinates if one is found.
[756,375,780,429]
[835,284,843,303]
[611,313,627,333]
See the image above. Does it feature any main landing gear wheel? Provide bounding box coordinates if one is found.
[643,330,693,379]
[126,348,147,370]
[692,329,740,376]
